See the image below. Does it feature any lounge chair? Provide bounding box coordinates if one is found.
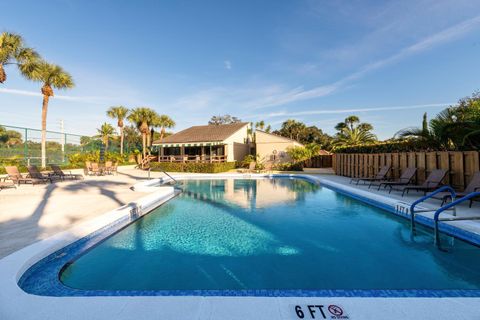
[49,164,84,180]
[431,171,480,207]
[0,179,16,190]
[399,169,448,197]
[27,165,54,183]
[4,166,47,186]
[375,167,417,193]
[350,165,391,186]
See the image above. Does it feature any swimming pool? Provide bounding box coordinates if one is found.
[19,178,480,296]
[19,177,480,297]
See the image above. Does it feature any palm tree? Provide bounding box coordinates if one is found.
[96,123,116,150]
[334,116,376,147]
[255,120,265,130]
[24,61,74,168]
[127,107,157,157]
[0,32,39,84]
[107,106,129,155]
[154,114,175,141]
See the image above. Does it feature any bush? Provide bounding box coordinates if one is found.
[272,162,303,171]
[67,151,130,167]
[150,161,237,173]
[333,140,438,154]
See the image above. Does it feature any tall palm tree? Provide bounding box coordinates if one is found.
[154,114,176,141]
[106,106,129,155]
[24,61,74,168]
[0,32,39,84]
[334,116,376,147]
[127,107,157,157]
[96,122,116,150]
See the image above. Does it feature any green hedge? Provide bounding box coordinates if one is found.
[333,140,442,154]
[150,161,237,173]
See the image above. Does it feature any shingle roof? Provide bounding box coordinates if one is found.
[153,122,249,144]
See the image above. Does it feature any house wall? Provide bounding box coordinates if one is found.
[223,124,251,161]
[255,131,303,165]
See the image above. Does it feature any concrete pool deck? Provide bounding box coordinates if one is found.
[0,165,171,259]
[1,170,480,320]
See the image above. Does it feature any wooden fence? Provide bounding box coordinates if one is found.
[333,151,480,191]
[304,155,333,168]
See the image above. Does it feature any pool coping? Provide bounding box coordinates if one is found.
[1,174,480,320]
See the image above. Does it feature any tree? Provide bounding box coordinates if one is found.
[123,125,142,152]
[334,116,376,147]
[128,107,158,157]
[24,61,74,168]
[96,122,116,150]
[0,32,39,84]
[276,119,307,141]
[152,114,175,142]
[255,120,265,130]
[396,92,480,150]
[208,114,241,125]
[107,106,129,155]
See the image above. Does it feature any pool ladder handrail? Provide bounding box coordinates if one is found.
[433,191,480,247]
[409,186,456,232]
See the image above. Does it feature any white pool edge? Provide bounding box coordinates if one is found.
[1,173,479,320]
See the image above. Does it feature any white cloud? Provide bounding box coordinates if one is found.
[224,60,232,70]
[0,88,111,104]
[244,103,452,119]
[249,14,480,110]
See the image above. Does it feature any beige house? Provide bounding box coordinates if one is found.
[255,130,303,165]
[152,122,251,163]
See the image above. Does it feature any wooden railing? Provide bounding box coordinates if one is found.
[158,155,227,163]
[333,151,480,191]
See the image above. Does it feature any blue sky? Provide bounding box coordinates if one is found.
[1,0,480,139]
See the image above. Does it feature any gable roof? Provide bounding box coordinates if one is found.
[153,122,249,144]
[255,130,304,146]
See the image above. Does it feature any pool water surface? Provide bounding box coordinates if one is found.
[60,178,480,292]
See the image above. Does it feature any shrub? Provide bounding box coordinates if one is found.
[150,161,237,173]
[66,151,130,167]
[272,162,303,171]
[332,140,438,154]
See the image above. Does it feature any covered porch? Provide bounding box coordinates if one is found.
[156,142,228,163]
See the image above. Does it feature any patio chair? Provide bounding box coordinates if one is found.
[399,169,448,197]
[49,164,84,180]
[432,171,480,207]
[104,161,118,175]
[350,165,391,185]
[4,166,47,185]
[90,162,103,176]
[375,167,417,193]
[27,165,54,183]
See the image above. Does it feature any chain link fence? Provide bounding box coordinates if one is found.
[0,124,92,166]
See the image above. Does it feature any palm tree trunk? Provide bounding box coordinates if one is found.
[0,64,6,83]
[41,94,49,168]
[120,126,124,155]
[142,133,146,158]
[160,127,165,141]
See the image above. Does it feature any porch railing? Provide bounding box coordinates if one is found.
[158,155,227,163]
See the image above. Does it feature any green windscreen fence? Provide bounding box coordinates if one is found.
[0,124,88,166]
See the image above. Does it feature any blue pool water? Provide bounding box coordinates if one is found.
[60,178,480,291]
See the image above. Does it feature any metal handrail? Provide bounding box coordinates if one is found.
[162,171,178,184]
[433,191,480,246]
[409,186,456,232]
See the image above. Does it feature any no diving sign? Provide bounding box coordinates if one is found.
[291,304,349,319]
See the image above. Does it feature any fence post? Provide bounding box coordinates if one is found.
[23,128,28,164]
